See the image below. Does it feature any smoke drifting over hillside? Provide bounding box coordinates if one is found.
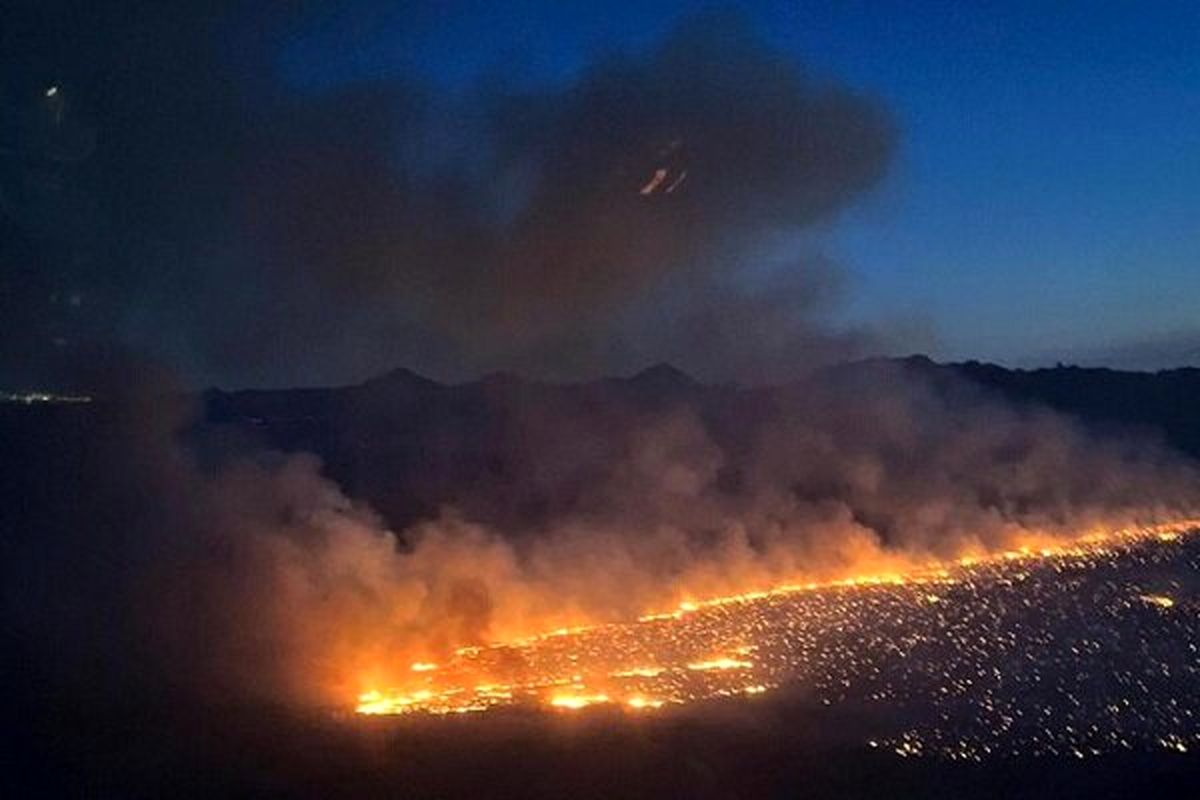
[7,362,1196,709]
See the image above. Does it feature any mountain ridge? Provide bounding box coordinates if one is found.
[186,356,1200,533]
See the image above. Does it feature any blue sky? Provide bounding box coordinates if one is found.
[280,1,1200,367]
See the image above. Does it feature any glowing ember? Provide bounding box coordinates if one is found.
[610,666,666,678]
[639,168,668,195]
[687,657,754,671]
[550,692,610,710]
[356,689,436,715]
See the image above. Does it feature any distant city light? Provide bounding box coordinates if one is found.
[1,390,91,405]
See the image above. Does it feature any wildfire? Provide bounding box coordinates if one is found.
[356,689,436,715]
[610,666,666,678]
[687,657,754,671]
[626,695,666,709]
[550,692,610,710]
[353,521,1197,718]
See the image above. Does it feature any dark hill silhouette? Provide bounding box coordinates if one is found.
[899,357,1200,458]
[193,357,1200,532]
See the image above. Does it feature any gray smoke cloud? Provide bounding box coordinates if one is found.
[232,13,899,384]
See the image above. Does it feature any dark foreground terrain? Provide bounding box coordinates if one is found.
[8,688,1200,798]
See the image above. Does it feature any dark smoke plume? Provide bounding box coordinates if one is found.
[2,6,896,387]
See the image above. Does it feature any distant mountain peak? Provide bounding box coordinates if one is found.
[626,362,697,388]
[360,366,440,390]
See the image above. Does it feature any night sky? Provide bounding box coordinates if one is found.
[3,1,1198,389]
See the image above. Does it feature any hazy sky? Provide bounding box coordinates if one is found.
[283,0,1200,368]
[4,1,1199,387]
